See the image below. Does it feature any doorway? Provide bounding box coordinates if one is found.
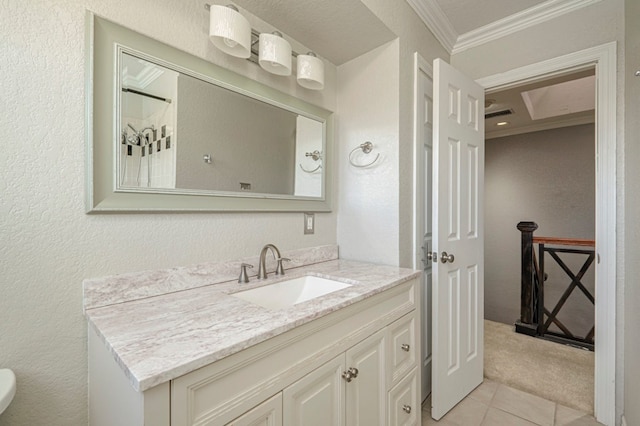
[413,42,617,425]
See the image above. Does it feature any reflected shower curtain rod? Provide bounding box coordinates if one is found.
[122,87,172,103]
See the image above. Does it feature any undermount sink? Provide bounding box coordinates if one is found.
[0,369,16,415]
[232,275,353,310]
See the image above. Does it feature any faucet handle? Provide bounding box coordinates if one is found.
[275,258,291,275]
[238,263,253,283]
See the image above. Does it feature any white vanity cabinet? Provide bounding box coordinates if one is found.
[88,278,420,426]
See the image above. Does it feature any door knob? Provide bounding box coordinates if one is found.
[440,251,455,263]
[427,251,437,263]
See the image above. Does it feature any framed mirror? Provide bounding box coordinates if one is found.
[86,13,332,212]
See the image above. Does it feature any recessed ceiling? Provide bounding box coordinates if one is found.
[485,68,596,139]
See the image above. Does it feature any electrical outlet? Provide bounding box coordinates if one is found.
[304,213,315,235]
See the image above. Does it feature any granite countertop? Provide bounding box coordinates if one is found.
[85,253,420,393]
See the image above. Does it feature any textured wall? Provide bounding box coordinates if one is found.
[484,124,595,333]
[0,1,338,425]
[336,41,400,266]
[357,0,450,268]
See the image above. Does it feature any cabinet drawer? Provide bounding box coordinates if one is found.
[388,368,419,426]
[387,312,417,388]
[226,393,282,426]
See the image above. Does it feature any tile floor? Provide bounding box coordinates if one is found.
[421,380,602,426]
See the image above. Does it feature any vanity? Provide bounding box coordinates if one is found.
[84,246,421,425]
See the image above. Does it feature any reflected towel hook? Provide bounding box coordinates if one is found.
[349,141,379,168]
[299,150,323,173]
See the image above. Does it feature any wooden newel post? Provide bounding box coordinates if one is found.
[517,221,538,326]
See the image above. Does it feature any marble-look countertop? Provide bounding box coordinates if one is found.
[85,255,420,393]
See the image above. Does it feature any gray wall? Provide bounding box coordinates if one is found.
[485,124,595,336]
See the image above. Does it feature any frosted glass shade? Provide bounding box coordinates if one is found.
[259,33,292,76]
[297,53,324,90]
[209,5,251,59]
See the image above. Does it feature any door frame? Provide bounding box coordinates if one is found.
[412,52,433,403]
[413,41,617,425]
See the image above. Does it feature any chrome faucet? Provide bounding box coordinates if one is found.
[257,244,290,279]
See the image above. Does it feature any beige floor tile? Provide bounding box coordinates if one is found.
[481,407,538,426]
[469,379,499,405]
[432,397,488,426]
[491,384,555,426]
[555,404,602,426]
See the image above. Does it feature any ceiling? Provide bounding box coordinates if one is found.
[435,0,545,34]
[406,0,601,53]
[231,0,395,65]
[485,69,595,139]
[229,1,596,138]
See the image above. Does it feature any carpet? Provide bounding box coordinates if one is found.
[484,319,594,414]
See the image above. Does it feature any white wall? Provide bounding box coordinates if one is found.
[351,0,450,267]
[336,41,400,265]
[0,1,338,425]
[623,1,639,424]
[451,0,627,421]
[485,124,595,333]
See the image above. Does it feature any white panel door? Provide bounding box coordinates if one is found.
[431,58,485,420]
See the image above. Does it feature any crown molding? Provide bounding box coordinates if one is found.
[405,0,457,53]
[406,0,603,56]
[452,0,603,54]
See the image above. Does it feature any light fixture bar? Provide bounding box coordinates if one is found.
[205,3,324,89]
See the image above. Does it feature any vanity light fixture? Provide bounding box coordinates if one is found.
[297,52,325,90]
[259,31,292,76]
[208,4,252,58]
[206,4,325,90]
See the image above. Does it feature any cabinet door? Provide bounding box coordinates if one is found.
[388,368,419,426]
[226,393,282,426]
[345,328,386,426]
[283,355,345,426]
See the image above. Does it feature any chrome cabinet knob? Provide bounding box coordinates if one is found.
[401,343,410,352]
[402,404,412,414]
[342,367,359,382]
[440,251,455,263]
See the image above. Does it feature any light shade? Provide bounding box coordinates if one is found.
[259,32,292,76]
[297,53,324,90]
[209,5,251,59]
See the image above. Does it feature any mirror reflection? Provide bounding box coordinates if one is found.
[118,52,324,198]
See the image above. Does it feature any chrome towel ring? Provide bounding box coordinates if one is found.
[299,150,323,173]
[349,141,380,168]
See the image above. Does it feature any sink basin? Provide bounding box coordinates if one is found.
[0,369,16,415]
[232,275,352,310]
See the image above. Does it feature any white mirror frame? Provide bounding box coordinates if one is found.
[85,12,332,213]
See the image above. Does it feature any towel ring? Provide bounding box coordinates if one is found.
[299,163,322,173]
[349,141,380,168]
[299,150,323,173]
